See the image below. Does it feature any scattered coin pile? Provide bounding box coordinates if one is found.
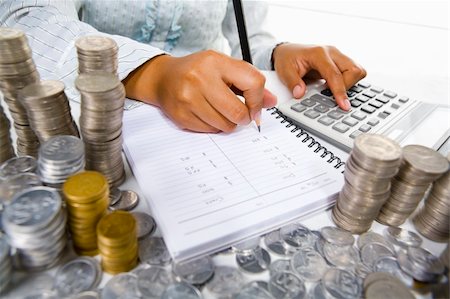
[377,145,448,226]
[75,72,126,187]
[0,105,15,163]
[397,246,445,282]
[63,171,109,256]
[37,135,85,189]
[413,153,450,242]
[0,27,40,157]
[19,80,79,142]
[0,236,12,293]
[75,35,118,74]
[1,186,67,270]
[333,134,402,233]
[97,211,138,274]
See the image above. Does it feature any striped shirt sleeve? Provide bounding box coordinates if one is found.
[0,0,165,106]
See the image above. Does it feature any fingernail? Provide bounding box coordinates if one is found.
[293,85,302,99]
[343,99,351,110]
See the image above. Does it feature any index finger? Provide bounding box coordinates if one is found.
[219,59,266,121]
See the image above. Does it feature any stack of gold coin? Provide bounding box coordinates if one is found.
[413,153,449,242]
[377,145,448,226]
[75,72,126,187]
[0,104,15,163]
[0,27,40,157]
[75,36,118,75]
[332,134,402,234]
[19,80,79,142]
[96,211,138,274]
[63,171,110,256]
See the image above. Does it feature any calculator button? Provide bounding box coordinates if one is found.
[320,89,333,97]
[327,110,344,120]
[355,94,370,103]
[342,117,358,127]
[290,103,307,113]
[362,91,376,98]
[378,112,389,119]
[391,103,400,109]
[357,82,371,88]
[347,90,357,98]
[336,108,351,114]
[350,130,363,139]
[351,111,367,120]
[301,98,317,107]
[351,100,362,108]
[369,101,383,109]
[314,104,329,113]
[304,109,320,119]
[318,116,334,126]
[359,124,371,132]
[367,118,379,126]
[399,96,409,103]
[332,123,350,133]
[370,86,384,93]
[350,86,363,93]
[361,105,376,114]
[383,91,397,98]
[310,94,337,108]
[375,97,390,104]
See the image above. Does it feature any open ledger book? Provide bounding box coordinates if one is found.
[123,104,345,261]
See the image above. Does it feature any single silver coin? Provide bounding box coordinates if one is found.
[161,282,202,299]
[110,190,139,211]
[172,255,214,285]
[269,259,292,277]
[321,268,362,299]
[109,187,122,206]
[233,282,274,299]
[357,231,395,253]
[23,290,59,299]
[354,262,373,279]
[290,249,327,282]
[101,273,141,299]
[132,212,156,239]
[364,277,414,299]
[138,236,172,266]
[264,230,296,256]
[0,172,42,203]
[232,236,261,254]
[268,271,306,299]
[53,257,102,296]
[0,155,37,178]
[320,226,354,246]
[360,243,395,269]
[373,256,413,286]
[236,246,271,273]
[407,246,445,275]
[323,243,359,269]
[307,283,328,299]
[71,291,100,299]
[206,266,244,297]
[280,223,315,249]
[384,226,422,248]
[248,281,269,292]
[137,265,174,298]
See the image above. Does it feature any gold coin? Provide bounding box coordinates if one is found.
[75,247,99,257]
[101,257,138,274]
[97,211,136,245]
[98,241,138,259]
[63,171,109,203]
[67,195,109,210]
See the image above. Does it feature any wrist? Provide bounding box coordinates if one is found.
[271,42,288,71]
[122,54,173,106]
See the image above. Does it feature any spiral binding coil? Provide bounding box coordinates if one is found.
[268,108,345,169]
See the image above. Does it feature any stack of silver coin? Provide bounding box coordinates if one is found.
[377,145,448,226]
[75,36,118,75]
[37,135,85,189]
[1,186,67,270]
[19,80,79,143]
[333,134,402,234]
[0,104,15,163]
[413,153,449,242]
[0,236,12,293]
[75,72,126,187]
[0,28,40,157]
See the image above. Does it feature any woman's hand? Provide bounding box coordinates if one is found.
[123,50,277,133]
[272,43,367,110]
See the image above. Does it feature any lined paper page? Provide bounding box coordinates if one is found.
[123,105,344,261]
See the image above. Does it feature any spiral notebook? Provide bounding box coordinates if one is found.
[122,104,345,261]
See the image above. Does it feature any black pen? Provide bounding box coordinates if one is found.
[232,0,261,132]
